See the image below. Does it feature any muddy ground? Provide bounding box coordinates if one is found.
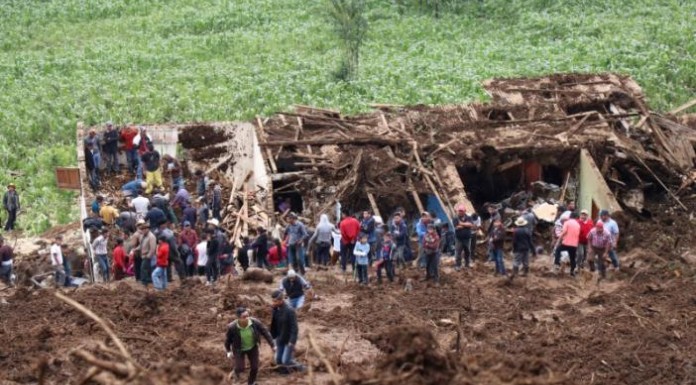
[2,247,696,385]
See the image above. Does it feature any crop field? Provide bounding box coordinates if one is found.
[0,0,694,233]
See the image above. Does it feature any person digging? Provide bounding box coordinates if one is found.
[224,307,275,385]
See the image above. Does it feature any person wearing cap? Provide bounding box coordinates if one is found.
[102,122,120,174]
[50,235,68,287]
[225,307,275,385]
[452,205,474,271]
[0,236,15,286]
[308,214,336,267]
[415,211,432,268]
[251,227,270,269]
[120,125,139,175]
[423,223,441,283]
[279,269,312,309]
[112,238,127,281]
[141,143,163,194]
[91,228,110,282]
[99,199,120,226]
[338,211,360,273]
[597,210,620,270]
[138,221,157,285]
[152,234,170,290]
[284,213,309,275]
[554,211,581,276]
[512,217,536,277]
[577,209,594,270]
[270,289,300,370]
[3,183,20,231]
[586,221,613,279]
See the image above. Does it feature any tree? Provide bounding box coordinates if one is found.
[327,0,368,81]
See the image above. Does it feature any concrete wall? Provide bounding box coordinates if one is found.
[578,149,622,216]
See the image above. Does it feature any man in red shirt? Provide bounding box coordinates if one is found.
[120,126,139,175]
[152,235,170,290]
[112,238,127,281]
[577,209,594,270]
[339,211,360,273]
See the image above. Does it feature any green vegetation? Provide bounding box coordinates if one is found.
[0,0,694,233]
[327,0,369,81]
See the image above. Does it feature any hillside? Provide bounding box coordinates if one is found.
[1,0,694,233]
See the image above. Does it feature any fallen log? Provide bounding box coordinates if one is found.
[261,137,407,147]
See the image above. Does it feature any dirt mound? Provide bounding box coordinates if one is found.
[349,326,456,385]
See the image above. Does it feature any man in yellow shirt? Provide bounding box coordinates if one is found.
[99,200,120,225]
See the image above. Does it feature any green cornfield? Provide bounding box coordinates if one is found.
[0,0,694,233]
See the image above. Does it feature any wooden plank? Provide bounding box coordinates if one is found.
[366,192,382,219]
[256,116,278,173]
[634,156,688,211]
[670,98,696,115]
[261,137,406,147]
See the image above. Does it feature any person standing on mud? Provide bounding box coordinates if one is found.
[597,210,620,271]
[376,232,395,283]
[554,212,581,276]
[270,290,301,372]
[0,236,14,286]
[112,238,127,281]
[577,210,594,269]
[339,211,360,273]
[120,125,139,175]
[586,221,612,279]
[422,224,441,283]
[390,212,409,269]
[141,143,163,194]
[353,234,370,285]
[251,227,270,269]
[488,219,506,276]
[102,122,120,174]
[225,307,276,385]
[308,214,335,267]
[452,205,474,271]
[50,235,67,287]
[92,228,110,282]
[284,213,308,275]
[152,234,169,291]
[138,221,157,286]
[3,183,20,231]
[163,154,183,192]
[511,217,535,277]
[360,210,377,264]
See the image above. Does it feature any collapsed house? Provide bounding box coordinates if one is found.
[77,73,696,278]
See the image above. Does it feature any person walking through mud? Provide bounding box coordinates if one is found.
[225,307,276,385]
[452,205,474,271]
[586,221,612,279]
[270,290,302,373]
[511,217,535,277]
[284,213,308,275]
[278,269,312,309]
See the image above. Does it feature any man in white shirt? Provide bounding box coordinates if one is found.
[50,235,66,287]
[130,193,150,219]
[196,234,209,277]
[91,228,110,282]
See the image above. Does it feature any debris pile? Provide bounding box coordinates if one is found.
[255,73,695,224]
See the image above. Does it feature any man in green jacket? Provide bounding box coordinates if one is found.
[224,307,275,385]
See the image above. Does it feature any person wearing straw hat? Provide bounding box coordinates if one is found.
[512,216,536,277]
[3,183,20,231]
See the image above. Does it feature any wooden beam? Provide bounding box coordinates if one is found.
[670,98,696,115]
[256,116,278,173]
[261,137,407,147]
[366,192,382,219]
